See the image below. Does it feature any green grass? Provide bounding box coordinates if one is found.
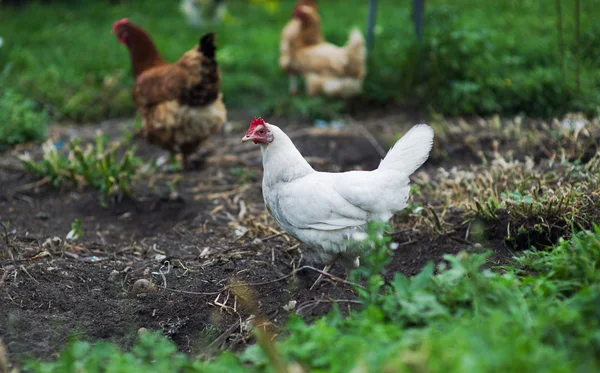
[16,223,600,373]
[0,0,598,124]
[0,89,48,150]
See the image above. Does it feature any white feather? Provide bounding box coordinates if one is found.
[378,124,434,176]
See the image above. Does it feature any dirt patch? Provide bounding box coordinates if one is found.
[0,112,517,361]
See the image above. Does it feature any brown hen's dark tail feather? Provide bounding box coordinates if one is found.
[199,32,216,59]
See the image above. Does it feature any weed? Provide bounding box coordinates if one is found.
[18,132,151,206]
[166,176,182,200]
[411,114,600,249]
[66,218,83,241]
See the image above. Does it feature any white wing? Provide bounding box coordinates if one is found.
[276,175,369,231]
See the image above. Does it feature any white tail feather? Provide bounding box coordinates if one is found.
[378,124,434,176]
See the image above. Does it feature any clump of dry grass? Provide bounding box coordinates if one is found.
[415,153,599,249]
[402,113,600,249]
[429,112,599,164]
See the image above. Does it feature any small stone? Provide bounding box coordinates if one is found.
[223,260,235,272]
[138,327,147,334]
[108,270,119,282]
[283,300,297,312]
[35,212,49,220]
[118,212,132,221]
[131,279,155,295]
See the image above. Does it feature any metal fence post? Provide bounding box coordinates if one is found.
[366,0,378,52]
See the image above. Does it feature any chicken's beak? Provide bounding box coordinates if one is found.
[241,135,253,143]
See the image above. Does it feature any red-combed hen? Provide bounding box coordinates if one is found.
[242,118,434,289]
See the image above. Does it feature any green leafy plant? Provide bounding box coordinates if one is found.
[18,132,150,205]
[0,89,48,150]
[66,218,84,241]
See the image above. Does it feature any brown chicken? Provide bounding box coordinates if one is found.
[279,4,366,98]
[112,18,227,168]
[279,0,319,95]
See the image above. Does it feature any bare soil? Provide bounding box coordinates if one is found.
[0,110,514,361]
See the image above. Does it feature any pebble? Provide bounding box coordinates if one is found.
[108,270,119,282]
[131,279,155,295]
[283,300,297,312]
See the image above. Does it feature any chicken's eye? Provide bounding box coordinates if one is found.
[258,129,265,135]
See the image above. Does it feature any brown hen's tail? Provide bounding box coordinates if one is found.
[344,28,366,79]
[199,32,216,59]
[182,32,220,107]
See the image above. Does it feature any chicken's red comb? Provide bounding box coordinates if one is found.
[293,5,304,17]
[248,117,266,132]
[112,18,129,33]
[293,5,311,18]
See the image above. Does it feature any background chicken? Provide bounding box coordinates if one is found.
[279,0,319,95]
[112,19,227,168]
[279,4,366,98]
[242,118,433,288]
[180,0,227,28]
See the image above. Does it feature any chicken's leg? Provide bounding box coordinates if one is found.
[288,75,299,95]
[309,264,332,290]
[182,149,213,170]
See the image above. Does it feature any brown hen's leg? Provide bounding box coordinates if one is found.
[180,153,206,171]
[289,75,299,95]
[309,264,332,291]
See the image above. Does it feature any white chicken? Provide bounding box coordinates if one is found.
[242,118,434,287]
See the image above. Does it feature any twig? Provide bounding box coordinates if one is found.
[206,320,241,350]
[445,234,474,246]
[13,177,49,193]
[20,265,39,284]
[296,299,362,315]
[260,232,286,242]
[386,228,413,237]
[237,200,247,221]
[160,286,222,296]
[160,265,365,296]
[397,240,419,247]
[244,265,365,289]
